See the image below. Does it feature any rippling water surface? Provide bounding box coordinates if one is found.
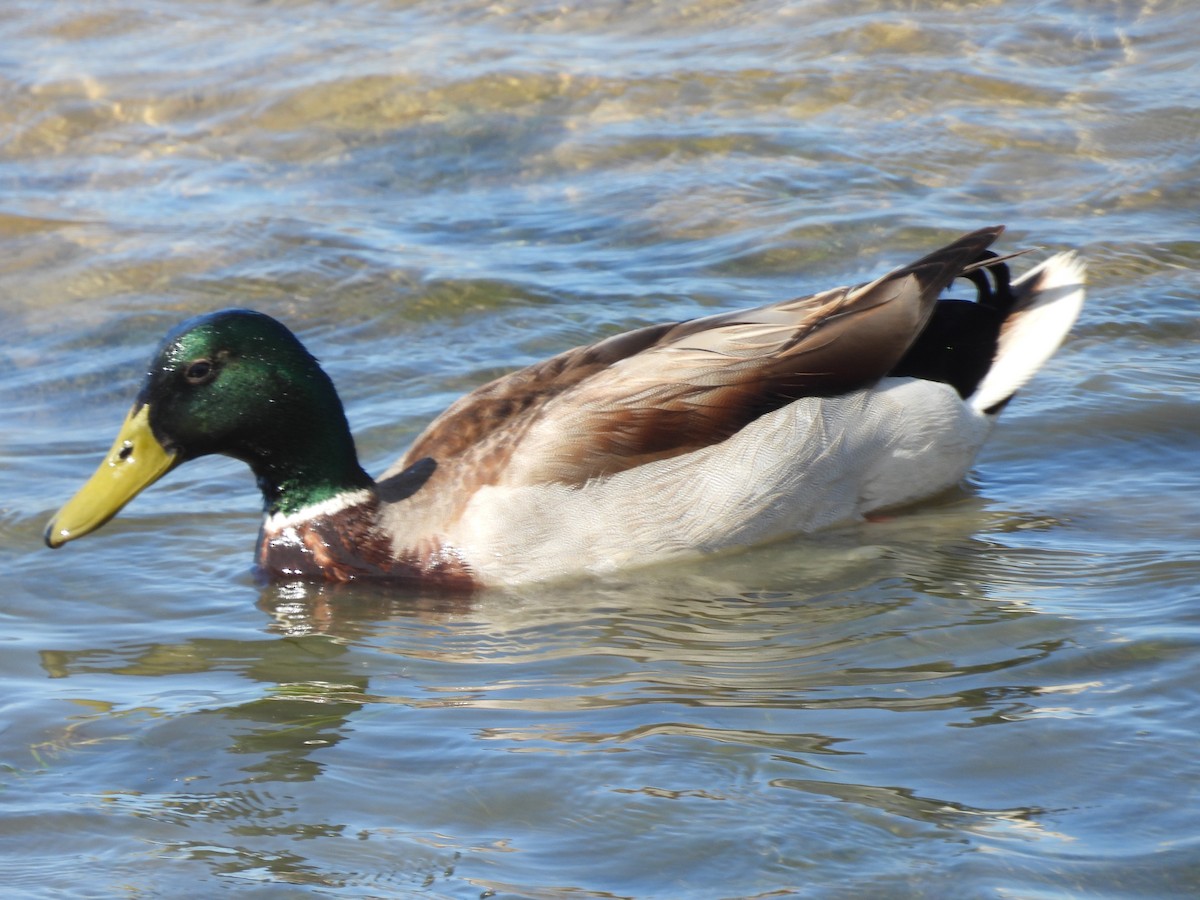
[2,1,1199,897]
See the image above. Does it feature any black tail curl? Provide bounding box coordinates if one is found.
[889,250,1017,400]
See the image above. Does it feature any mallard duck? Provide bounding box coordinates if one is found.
[44,226,1084,587]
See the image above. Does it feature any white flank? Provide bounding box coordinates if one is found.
[970,251,1086,414]
[452,379,994,585]
[262,488,374,532]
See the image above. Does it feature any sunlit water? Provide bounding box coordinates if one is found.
[2,1,1199,897]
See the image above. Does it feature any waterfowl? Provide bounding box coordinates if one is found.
[45,226,1085,587]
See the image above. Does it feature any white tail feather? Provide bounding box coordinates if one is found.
[970,252,1086,414]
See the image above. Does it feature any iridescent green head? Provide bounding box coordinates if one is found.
[45,309,373,548]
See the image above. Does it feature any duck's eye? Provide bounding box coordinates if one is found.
[184,359,216,385]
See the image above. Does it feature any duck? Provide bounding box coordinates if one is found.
[44,226,1085,587]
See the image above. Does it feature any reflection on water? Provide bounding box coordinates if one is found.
[11,481,1200,894]
[3,0,1200,896]
[14,512,1200,895]
[22,526,1101,893]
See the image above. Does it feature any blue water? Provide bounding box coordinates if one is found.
[2,1,1199,897]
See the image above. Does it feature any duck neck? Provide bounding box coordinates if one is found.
[252,441,375,519]
[243,398,376,519]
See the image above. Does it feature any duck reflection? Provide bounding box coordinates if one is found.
[33,505,1084,881]
[39,635,369,783]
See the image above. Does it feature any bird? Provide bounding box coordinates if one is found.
[44,226,1085,588]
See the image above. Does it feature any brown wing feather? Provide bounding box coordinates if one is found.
[395,226,1004,494]
[400,320,678,465]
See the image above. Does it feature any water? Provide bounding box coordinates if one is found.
[2,0,1199,896]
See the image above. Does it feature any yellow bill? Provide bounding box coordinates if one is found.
[44,404,179,548]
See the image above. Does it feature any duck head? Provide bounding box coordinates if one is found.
[45,309,372,547]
